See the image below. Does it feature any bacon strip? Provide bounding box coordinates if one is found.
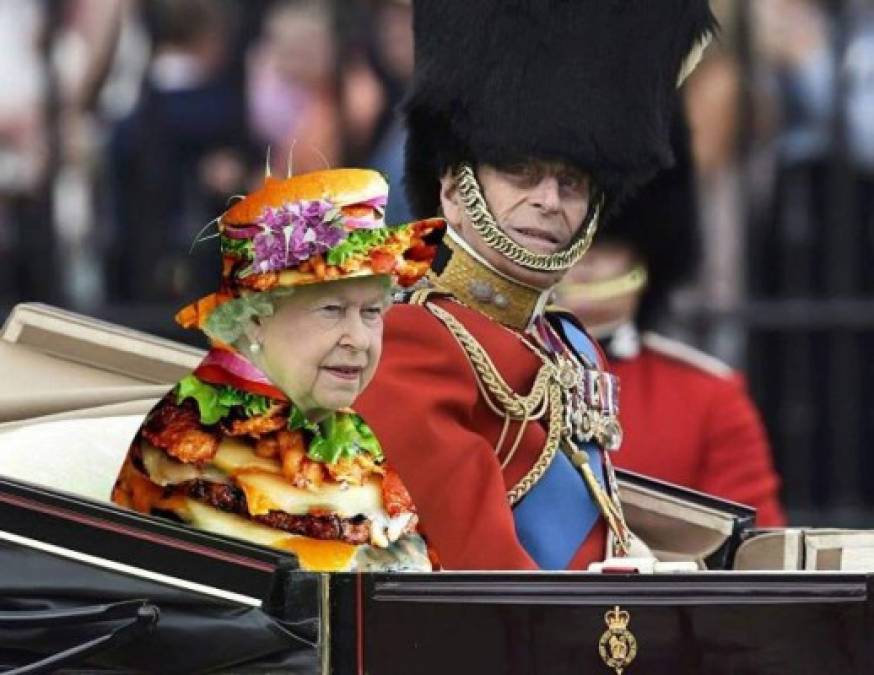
[142,401,220,464]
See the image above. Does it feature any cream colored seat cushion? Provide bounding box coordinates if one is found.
[0,415,143,502]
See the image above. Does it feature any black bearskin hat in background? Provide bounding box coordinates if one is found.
[403,0,715,218]
[599,104,700,330]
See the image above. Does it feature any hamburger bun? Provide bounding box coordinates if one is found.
[223,169,388,226]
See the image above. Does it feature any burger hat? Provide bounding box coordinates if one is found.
[176,168,445,336]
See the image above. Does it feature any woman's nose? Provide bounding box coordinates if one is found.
[339,312,371,350]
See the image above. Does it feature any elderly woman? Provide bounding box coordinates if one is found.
[111,168,444,571]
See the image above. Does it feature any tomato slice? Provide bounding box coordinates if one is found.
[193,364,288,401]
[381,467,415,517]
[341,204,375,218]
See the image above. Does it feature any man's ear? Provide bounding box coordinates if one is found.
[439,170,463,226]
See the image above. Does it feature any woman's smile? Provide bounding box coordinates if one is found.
[321,365,364,382]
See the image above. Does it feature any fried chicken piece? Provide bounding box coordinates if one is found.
[324,457,366,485]
[279,445,306,482]
[142,401,220,464]
[354,453,385,477]
[270,428,323,489]
[223,413,287,438]
[293,458,325,490]
[275,429,313,485]
[237,271,279,291]
[165,429,221,464]
[255,435,279,459]
[278,428,305,454]
[324,454,383,485]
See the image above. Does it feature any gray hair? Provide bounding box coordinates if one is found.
[203,288,296,344]
[203,276,394,344]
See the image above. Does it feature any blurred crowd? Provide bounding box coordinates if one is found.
[0,0,416,325]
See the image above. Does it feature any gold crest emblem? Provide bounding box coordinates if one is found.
[598,606,638,674]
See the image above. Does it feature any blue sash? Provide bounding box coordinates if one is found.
[512,317,607,569]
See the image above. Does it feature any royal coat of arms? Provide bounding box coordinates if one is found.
[598,605,638,674]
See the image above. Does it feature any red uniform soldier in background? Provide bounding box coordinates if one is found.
[556,109,786,527]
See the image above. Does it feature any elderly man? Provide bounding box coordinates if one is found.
[356,0,716,570]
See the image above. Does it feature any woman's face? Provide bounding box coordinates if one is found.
[255,277,389,420]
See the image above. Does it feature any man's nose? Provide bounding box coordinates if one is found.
[528,176,562,213]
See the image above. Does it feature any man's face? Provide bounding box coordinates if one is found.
[256,277,389,420]
[440,160,593,288]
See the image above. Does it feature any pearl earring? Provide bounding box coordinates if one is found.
[250,340,261,354]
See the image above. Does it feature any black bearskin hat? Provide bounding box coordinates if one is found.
[403,0,715,218]
[599,102,700,329]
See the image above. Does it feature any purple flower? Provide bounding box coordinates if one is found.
[301,199,332,221]
[250,199,346,273]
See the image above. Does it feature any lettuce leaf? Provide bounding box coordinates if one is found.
[326,228,393,266]
[176,375,275,424]
[305,412,384,464]
[289,405,320,434]
[354,416,382,457]
[175,375,382,464]
[221,236,254,260]
[175,375,229,425]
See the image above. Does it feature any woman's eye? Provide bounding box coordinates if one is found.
[362,306,384,322]
[319,304,344,317]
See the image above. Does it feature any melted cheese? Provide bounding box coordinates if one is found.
[275,536,358,571]
[142,443,227,486]
[211,437,281,475]
[182,498,289,546]
[181,499,358,571]
[234,471,384,518]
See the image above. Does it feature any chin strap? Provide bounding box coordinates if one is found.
[454,163,603,273]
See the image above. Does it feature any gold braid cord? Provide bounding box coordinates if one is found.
[427,302,561,504]
[506,381,565,505]
[427,303,552,420]
[425,300,631,552]
[455,163,603,273]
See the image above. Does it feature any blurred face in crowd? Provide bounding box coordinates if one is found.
[440,160,593,288]
[556,242,642,334]
[251,277,390,420]
[375,2,414,82]
[265,2,335,88]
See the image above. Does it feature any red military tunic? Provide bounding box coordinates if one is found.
[608,331,786,527]
[356,298,609,570]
